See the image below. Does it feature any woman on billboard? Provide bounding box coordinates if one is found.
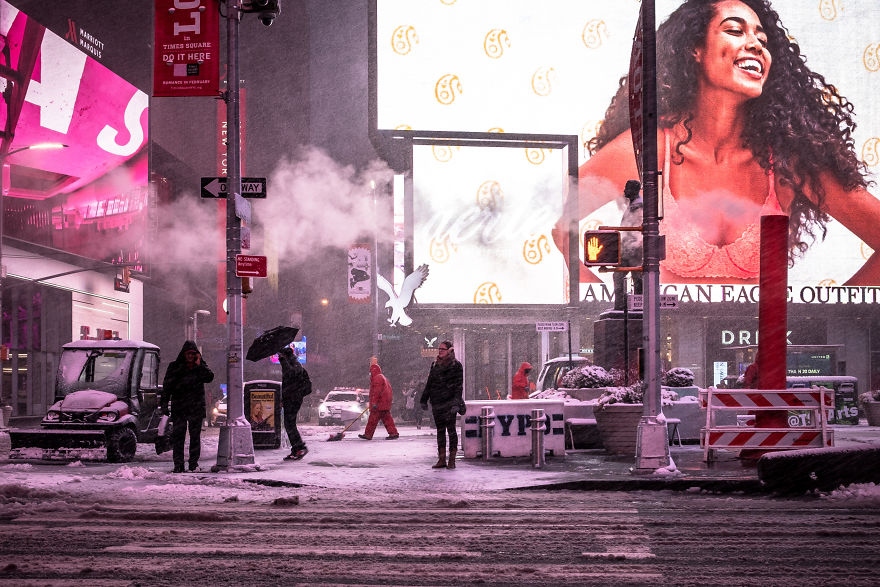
[557,0,880,285]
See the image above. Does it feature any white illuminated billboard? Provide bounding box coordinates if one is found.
[375,1,880,304]
[411,143,569,304]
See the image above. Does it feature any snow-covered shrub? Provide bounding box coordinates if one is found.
[560,365,613,389]
[859,389,880,405]
[597,381,679,407]
[662,367,695,387]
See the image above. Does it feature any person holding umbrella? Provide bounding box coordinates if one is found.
[279,346,311,460]
[161,340,214,473]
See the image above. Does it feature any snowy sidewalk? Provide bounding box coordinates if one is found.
[157,421,880,492]
[2,420,879,493]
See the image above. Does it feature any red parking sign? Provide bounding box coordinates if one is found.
[235,255,267,278]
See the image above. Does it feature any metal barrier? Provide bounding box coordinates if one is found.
[531,408,546,468]
[479,406,495,461]
[700,386,834,462]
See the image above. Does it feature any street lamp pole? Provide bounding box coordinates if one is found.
[0,142,67,406]
[371,181,380,359]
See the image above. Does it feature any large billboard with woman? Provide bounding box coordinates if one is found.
[374,0,880,305]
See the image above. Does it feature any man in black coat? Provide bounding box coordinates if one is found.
[161,340,214,473]
[279,346,312,460]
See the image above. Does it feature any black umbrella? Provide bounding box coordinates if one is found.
[246,326,299,362]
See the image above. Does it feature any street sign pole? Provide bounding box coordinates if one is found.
[215,0,255,472]
[633,0,670,472]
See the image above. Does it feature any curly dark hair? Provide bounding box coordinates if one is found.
[589,0,869,260]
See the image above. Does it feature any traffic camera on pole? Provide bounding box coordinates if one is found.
[245,0,281,26]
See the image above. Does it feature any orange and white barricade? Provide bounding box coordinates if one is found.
[700,387,834,462]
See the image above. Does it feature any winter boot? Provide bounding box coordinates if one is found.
[431,449,447,469]
[447,448,457,469]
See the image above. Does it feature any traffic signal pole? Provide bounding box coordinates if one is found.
[633,0,670,472]
[215,0,255,471]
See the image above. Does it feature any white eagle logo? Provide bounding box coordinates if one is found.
[376,264,429,327]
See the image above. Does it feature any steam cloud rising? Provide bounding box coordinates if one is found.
[154,147,394,280]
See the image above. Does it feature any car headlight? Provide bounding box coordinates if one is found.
[97,411,119,423]
[44,410,61,422]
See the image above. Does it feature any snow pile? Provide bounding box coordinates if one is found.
[823,483,880,502]
[652,455,682,477]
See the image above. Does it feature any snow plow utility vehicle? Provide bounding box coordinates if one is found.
[9,339,168,462]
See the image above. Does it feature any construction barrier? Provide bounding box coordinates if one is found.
[461,400,565,459]
[700,387,834,463]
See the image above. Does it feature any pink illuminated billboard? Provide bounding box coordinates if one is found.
[0,0,150,267]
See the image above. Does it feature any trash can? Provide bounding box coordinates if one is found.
[244,379,282,449]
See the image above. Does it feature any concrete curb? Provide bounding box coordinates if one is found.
[510,478,765,494]
[757,446,880,494]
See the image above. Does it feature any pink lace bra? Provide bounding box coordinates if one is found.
[660,129,785,280]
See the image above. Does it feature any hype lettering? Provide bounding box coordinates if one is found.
[495,414,551,436]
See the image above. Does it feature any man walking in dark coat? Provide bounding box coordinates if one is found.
[161,340,214,473]
[279,346,311,460]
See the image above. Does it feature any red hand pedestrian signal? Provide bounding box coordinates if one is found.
[583,230,621,266]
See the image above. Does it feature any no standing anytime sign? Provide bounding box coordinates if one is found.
[235,255,267,278]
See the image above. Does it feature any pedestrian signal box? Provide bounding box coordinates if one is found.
[583,230,621,266]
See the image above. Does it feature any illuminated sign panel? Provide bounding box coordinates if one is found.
[0,1,150,269]
[411,143,568,304]
[376,1,880,303]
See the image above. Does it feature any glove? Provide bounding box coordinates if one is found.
[371,404,379,411]
[457,402,467,416]
[162,407,171,416]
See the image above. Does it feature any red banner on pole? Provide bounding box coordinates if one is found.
[153,0,220,97]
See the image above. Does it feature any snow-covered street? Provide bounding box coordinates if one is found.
[2,423,880,585]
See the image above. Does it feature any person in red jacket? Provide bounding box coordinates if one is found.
[359,361,399,440]
[511,362,533,400]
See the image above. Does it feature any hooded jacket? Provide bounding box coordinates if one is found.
[511,362,533,399]
[161,340,214,418]
[279,347,312,406]
[369,364,393,411]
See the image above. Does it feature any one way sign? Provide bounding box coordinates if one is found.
[201,177,267,199]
